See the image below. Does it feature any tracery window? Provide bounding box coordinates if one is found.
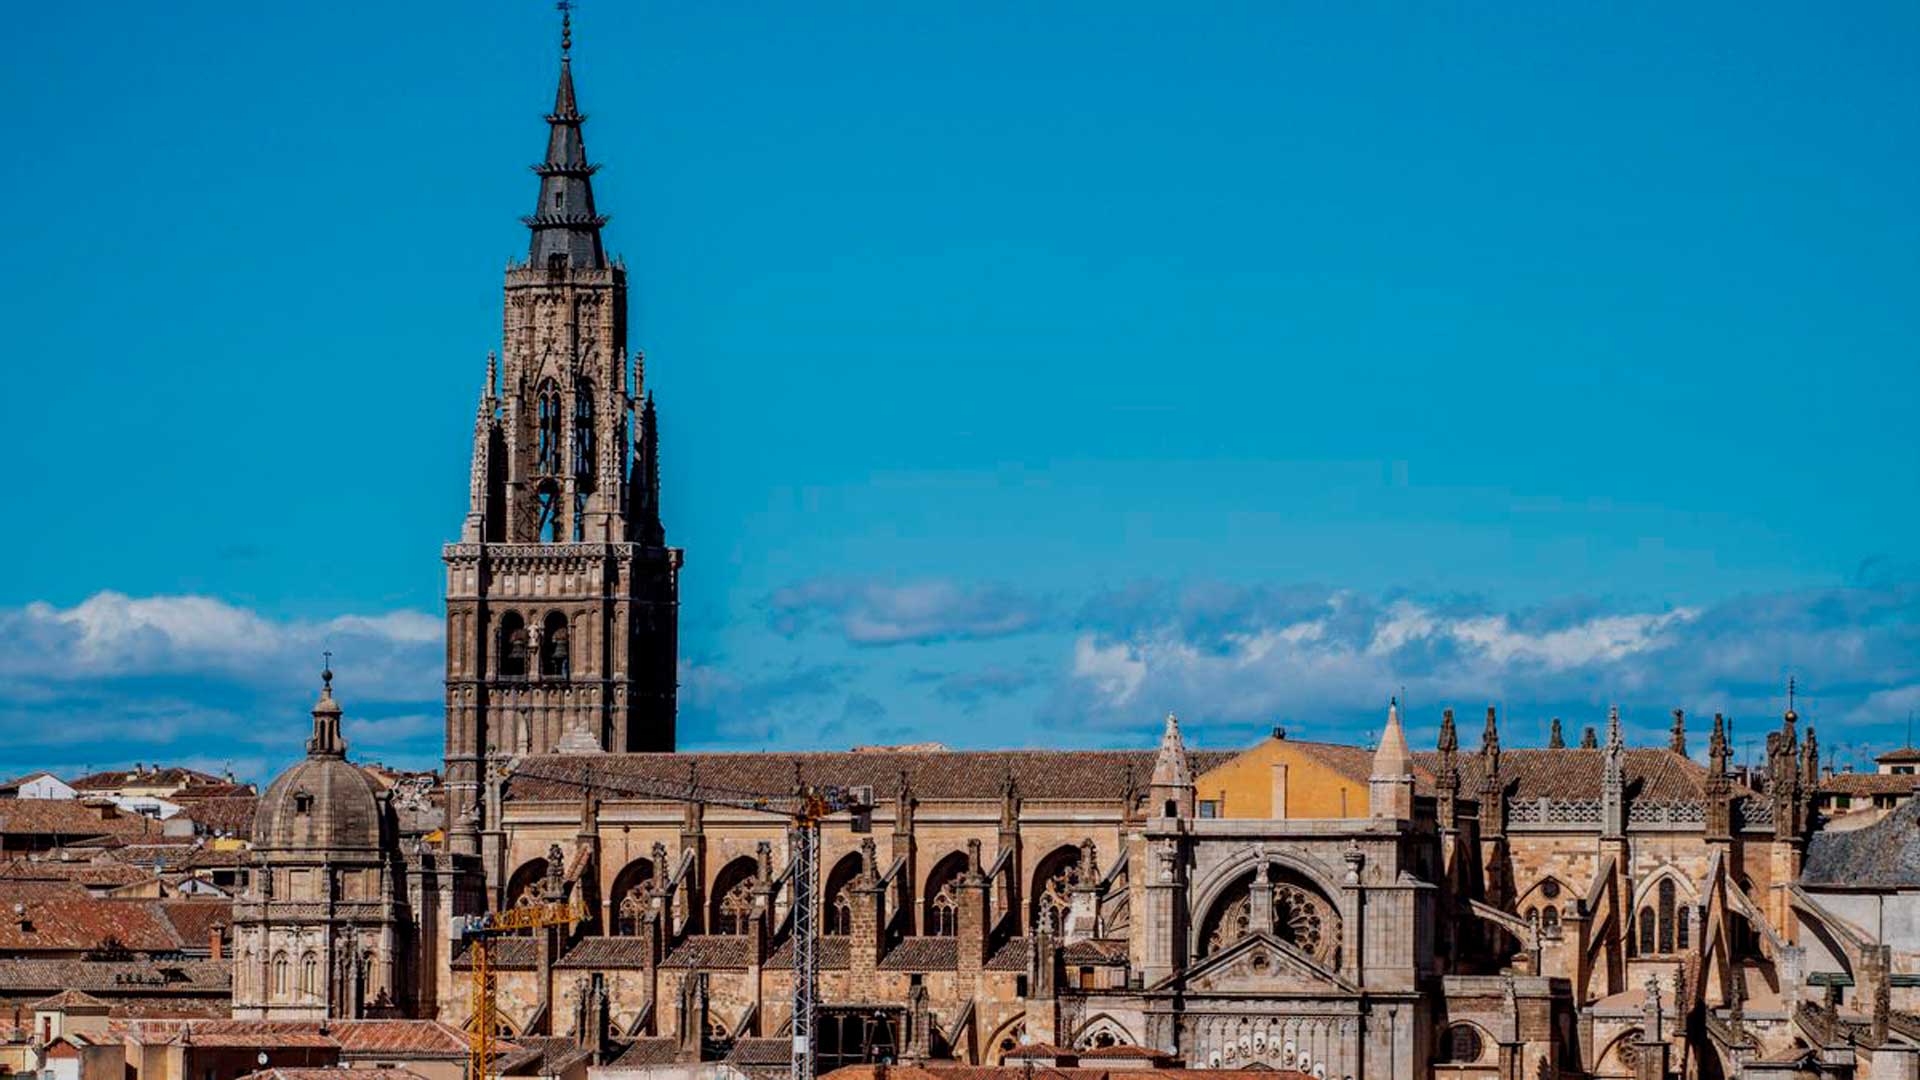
[1541,906,1560,934]
[572,385,596,477]
[928,883,958,937]
[1677,904,1690,950]
[1638,906,1657,955]
[714,878,756,935]
[301,952,318,995]
[1658,878,1677,953]
[272,952,289,997]
[1199,869,1341,964]
[1035,866,1076,936]
[828,884,853,937]
[1439,1025,1484,1063]
[616,883,653,936]
[536,386,562,474]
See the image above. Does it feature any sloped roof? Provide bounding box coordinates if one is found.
[0,860,155,888]
[31,989,109,1011]
[505,749,1237,804]
[659,935,750,969]
[175,797,259,837]
[0,800,164,842]
[0,958,230,994]
[1804,800,1920,887]
[70,768,226,792]
[0,897,187,953]
[1818,773,1919,797]
[156,901,231,946]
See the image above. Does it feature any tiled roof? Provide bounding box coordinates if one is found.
[450,938,536,970]
[330,1019,473,1056]
[241,1071,427,1080]
[0,959,230,994]
[1411,747,1734,803]
[822,1068,1312,1080]
[0,897,187,953]
[727,1038,794,1066]
[1818,773,1919,796]
[0,860,155,888]
[555,936,657,968]
[70,768,226,792]
[1874,748,1920,765]
[0,800,165,842]
[506,750,1236,804]
[766,936,850,970]
[659,935,750,969]
[157,902,231,946]
[30,989,109,1011]
[169,783,257,801]
[175,797,259,838]
[1804,801,1920,887]
[1061,939,1129,964]
[610,1038,678,1067]
[878,937,958,971]
[985,938,1029,972]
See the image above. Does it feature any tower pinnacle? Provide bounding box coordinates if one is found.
[525,2,607,270]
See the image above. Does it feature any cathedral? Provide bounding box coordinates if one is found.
[228,20,1903,1080]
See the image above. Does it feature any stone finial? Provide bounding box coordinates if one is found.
[544,842,567,900]
[1581,725,1599,749]
[1078,837,1099,881]
[1150,712,1193,788]
[1641,973,1663,1040]
[859,837,878,883]
[755,840,773,882]
[1670,708,1688,756]
[1482,705,1501,757]
[1372,698,1414,779]
[651,842,669,888]
[1548,716,1564,749]
[965,838,983,880]
[1343,839,1364,885]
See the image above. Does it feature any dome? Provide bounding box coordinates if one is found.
[251,673,386,853]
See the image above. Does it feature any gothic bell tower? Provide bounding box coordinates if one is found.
[444,14,681,850]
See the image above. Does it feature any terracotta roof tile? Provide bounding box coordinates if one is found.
[1818,773,1919,796]
[451,938,535,970]
[0,861,155,888]
[70,768,226,792]
[157,902,232,948]
[985,938,1029,972]
[174,797,259,838]
[878,937,957,971]
[766,936,849,970]
[30,989,110,1011]
[330,1019,472,1056]
[610,1038,677,1067]
[555,936,656,968]
[0,958,230,994]
[506,750,1236,805]
[0,897,186,953]
[659,935,750,969]
[0,800,165,843]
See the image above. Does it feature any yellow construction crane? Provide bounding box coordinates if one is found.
[466,758,873,1080]
[454,896,589,1080]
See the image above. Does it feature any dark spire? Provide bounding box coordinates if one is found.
[1708,713,1730,776]
[1580,724,1598,750]
[525,2,607,269]
[1670,708,1688,756]
[1548,716,1565,749]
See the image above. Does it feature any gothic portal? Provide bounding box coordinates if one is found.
[443,32,682,853]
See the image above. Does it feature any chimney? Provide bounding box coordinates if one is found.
[209,925,225,961]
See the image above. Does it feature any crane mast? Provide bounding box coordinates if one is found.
[496,757,873,1080]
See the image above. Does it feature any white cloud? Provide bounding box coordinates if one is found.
[768,578,1049,646]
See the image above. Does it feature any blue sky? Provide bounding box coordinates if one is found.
[2,2,1917,783]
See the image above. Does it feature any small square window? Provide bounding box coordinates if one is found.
[1198,800,1220,819]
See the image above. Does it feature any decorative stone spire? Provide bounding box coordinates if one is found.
[1479,707,1507,837]
[1149,712,1195,819]
[633,393,665,546]
[1581,725,1599,749]
[306,661,347,758]
[1436,708,1460,829]
[1370,698,1415,819]
[1670,708,1687,756]
[525,4,608,269]
[1705,712,1733,841]
[1548,716,1564,749]
[1601,706,1626,837]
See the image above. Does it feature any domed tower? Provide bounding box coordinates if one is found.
[233,670,408,1020]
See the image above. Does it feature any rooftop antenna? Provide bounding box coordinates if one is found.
[1787,675,1796,714]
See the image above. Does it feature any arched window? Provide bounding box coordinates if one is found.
[572,384,596,478]
[1198,864,1342,964]
[540,612,570,678]
[536,385,562,474]
[499,613,528,678]
[609,858,657,937]
[709,857,759,935]
[301,952,318,995]
[1542,906,1560,934]
[272,952,289,997]
[1030,845,1086,936]
[821,854,863,937]
[1677,904,1690,950]
[1439,1025,1485,1064]
[1658,878,1677,953]
[923,852,969,937]
[536,484,562,543]
[1638,906,1657,955]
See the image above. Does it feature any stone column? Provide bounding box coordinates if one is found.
[956,840,992,991]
